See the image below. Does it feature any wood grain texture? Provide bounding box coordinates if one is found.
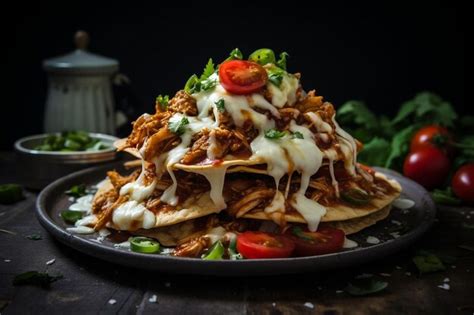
[1,152,473,314]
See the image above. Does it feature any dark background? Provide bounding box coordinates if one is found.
[2,1,466,149]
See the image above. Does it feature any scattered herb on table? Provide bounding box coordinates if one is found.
[412,250,446,274]
[344,278,388,296]
[25,233,42,240]
[0,184,24,204]
[13,271,63,288]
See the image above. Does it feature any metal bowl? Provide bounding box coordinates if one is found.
[14,133,120,190]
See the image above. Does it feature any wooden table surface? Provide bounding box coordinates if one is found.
[1,152,473,315]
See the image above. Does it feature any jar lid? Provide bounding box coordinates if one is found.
[43,31,119,75]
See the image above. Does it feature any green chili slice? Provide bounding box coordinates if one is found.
[60,210,83,224]
[249,48,276,65]
[130,237,160,254]
[202,241,225,260]
[341,188,371,205]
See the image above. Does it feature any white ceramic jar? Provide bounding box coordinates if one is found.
[43,31,118,134]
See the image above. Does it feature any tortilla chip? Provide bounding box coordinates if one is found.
[242,172,401,223]
[321,205,391,234]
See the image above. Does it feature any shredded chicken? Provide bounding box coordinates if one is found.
[167,90,198,116]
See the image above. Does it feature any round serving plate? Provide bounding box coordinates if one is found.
[36,163,436,276]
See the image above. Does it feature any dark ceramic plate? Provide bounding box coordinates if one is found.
[36,163,436,276]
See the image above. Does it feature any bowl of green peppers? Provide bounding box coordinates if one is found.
[14,131,119,189]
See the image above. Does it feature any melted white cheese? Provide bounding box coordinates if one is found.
[306,112,333,133]
[332,114,357,175]
[112,200,156,230]
[68,195,93,213]
[192,166,229,211]
[120,159,157,202]
[265,70,299,107]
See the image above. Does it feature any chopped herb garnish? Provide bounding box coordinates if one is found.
[26,233,42,240]
[65,184,87,198]
[200,77,217,92]
[0,184,24,204]
[168,117,189,136]
[276,52,289,70]
[267,66,284,87]
[215,99,226,113]
[412,251,446,274]
[13,271,63,288]
[156,94,169,111]
[226,48,243,61]
[292,131,304,139]
[200,58,215,80]
[265,129,287,140]
[61,210,83,224]
[344,278,388,296]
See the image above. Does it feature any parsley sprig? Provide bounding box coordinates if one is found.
[168,117,189,136]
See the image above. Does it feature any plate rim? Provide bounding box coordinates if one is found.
[36,163,436,276]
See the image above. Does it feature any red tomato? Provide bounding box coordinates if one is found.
[236,231,295,259]
[403,147,451,189]
[452,164,474,202]
[410,125,453,155]
[219,60,268,95]
[286,227,345,256]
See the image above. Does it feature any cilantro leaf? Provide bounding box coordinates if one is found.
[292,131,304,139]
[392,92,457,128]
[200,77,217,92]
[357,137,391,167]
[385,125,417,169]
[200,58,215,80]
[276,52,289,70]
[227,48,243,61]
[431,187,461,205]
[168,117,189,136]
[156,94,169,111]
[344,278,388,296]
[215,99,225,113]
[13,271,63,288]
[65,184,87,198]
[412,251,446,274]
[267,66,284,87]
[265,129,287,140]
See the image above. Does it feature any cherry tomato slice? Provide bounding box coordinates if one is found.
[452,164,474,203]
[403,147,451,190]
[219,60,268,95]
[236,231,295,259]
[286,226,345,256]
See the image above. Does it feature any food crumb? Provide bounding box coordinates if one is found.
[451,265,456,269]
[390,232,401,239]
[108,299,117,305]
[46,258,56,265]
[379,273,391,277]
[304,302,314,309]
[366,236,380,244]
[443,278,450,283]
[467,215,471,219]
[148,295,157,303]
[391,220,402,225]
[272,302,276,307]
[4,259,11,263]
[405,272,412,276]
[165,282,171,287]
[336,290,344,294]
[355,273,373,279]
[437,283,450,290]
[395,266,402,270]
[317,286,322,290]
